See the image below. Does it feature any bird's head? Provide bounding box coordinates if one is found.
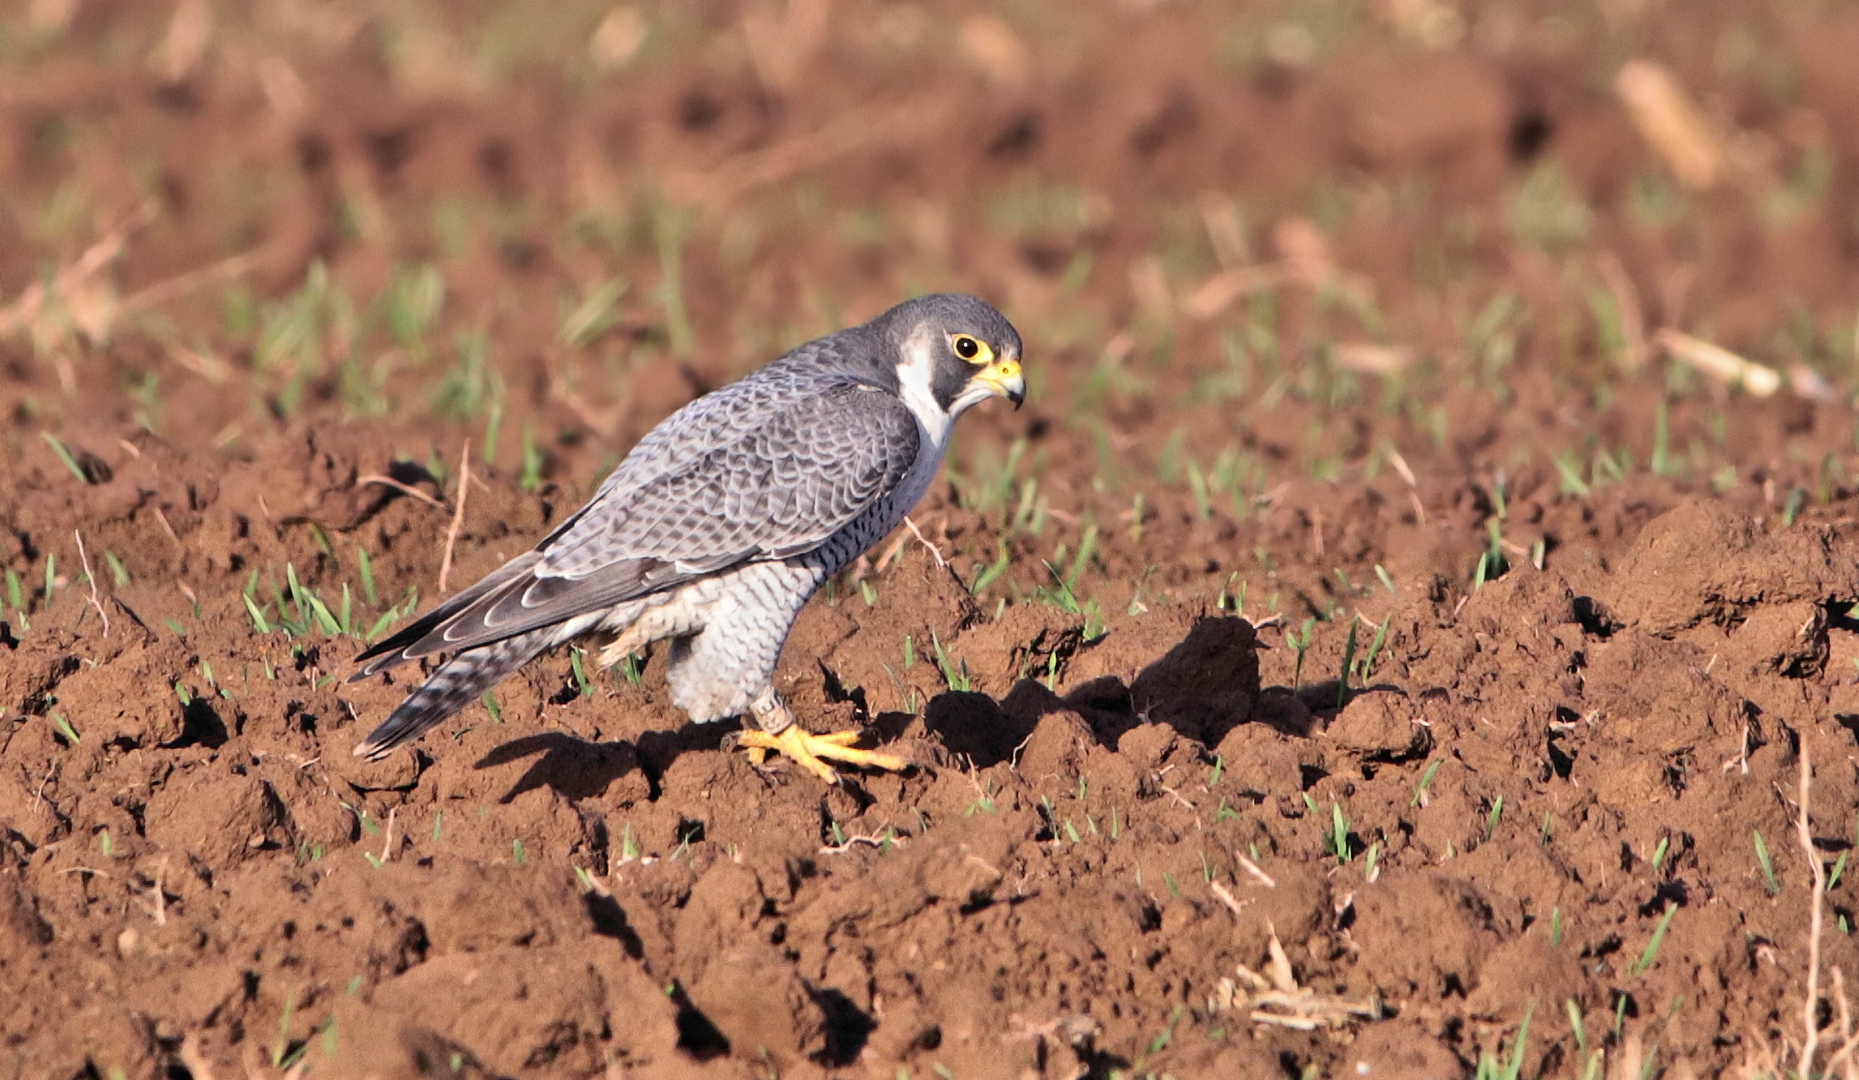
[877,294,1025,420]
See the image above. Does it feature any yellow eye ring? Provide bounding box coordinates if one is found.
[952,334,993,365]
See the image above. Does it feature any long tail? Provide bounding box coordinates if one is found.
[351,627,557,760]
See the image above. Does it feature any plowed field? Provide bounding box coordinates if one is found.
[3,2,1858,1077]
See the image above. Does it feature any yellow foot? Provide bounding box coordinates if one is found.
[736,726,909,784]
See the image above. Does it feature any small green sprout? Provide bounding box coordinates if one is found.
[243,593,272,634]
[40,432,91,484]
[1328,802,1353,863]
[357,546,378,606]
[1632,903,1677,976]
[51,711,79,745]
[930,630,972,691]
[1288,617,1315,689]
[1411,759,1442,808]
[1337,614,1360,707]
[520,422,543,492]
[365,610,398,642]
[1357,618,1389,683]
[1754,830,1779,895]
[272,990,298,1068]
[1782,487,1806,528]
[1554,451,1592,497]
[1471,1003,1532,1080]
[570,646,593,697]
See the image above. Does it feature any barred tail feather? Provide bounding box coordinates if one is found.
[351,629,552,760]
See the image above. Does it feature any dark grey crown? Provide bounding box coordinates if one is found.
[758,293,1021,412]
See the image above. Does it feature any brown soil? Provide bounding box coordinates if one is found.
[4,2,1859,1077]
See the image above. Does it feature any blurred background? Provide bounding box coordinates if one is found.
[7,0,1859,610]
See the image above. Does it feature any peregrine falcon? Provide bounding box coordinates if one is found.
[348,294,1025,782]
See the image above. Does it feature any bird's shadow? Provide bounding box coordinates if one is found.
[473,722,742,803]
[474,732,646,804]
[921,613,1349,766]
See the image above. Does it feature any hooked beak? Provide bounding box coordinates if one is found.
[978,356,1026,410]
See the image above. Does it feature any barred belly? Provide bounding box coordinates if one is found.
[660,561,828,722]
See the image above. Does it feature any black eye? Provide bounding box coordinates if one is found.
[954,335,979,360]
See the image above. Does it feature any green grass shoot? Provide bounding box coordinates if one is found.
[51,711,79,745]
[520,422,543,491]
[1632,902,1677,975]
[570,645,593,697]
[357,546,377,606]
[1753,830,1779,895]
[1327,801,1352,862]
[930,630,972,691]
[1289,617,1315,689]
[1337,614,1360,707]
[1411,759,1442,807]
[40,432,90,483]
[1471,1002,1532,1080]
[1358,617,1389,682]
[272,989,297,1068]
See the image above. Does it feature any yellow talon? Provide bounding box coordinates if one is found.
[737,725,908,783]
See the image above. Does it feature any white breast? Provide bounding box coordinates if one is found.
[890,327,957,519]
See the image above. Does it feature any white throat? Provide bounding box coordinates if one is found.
[895,326,957,449]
